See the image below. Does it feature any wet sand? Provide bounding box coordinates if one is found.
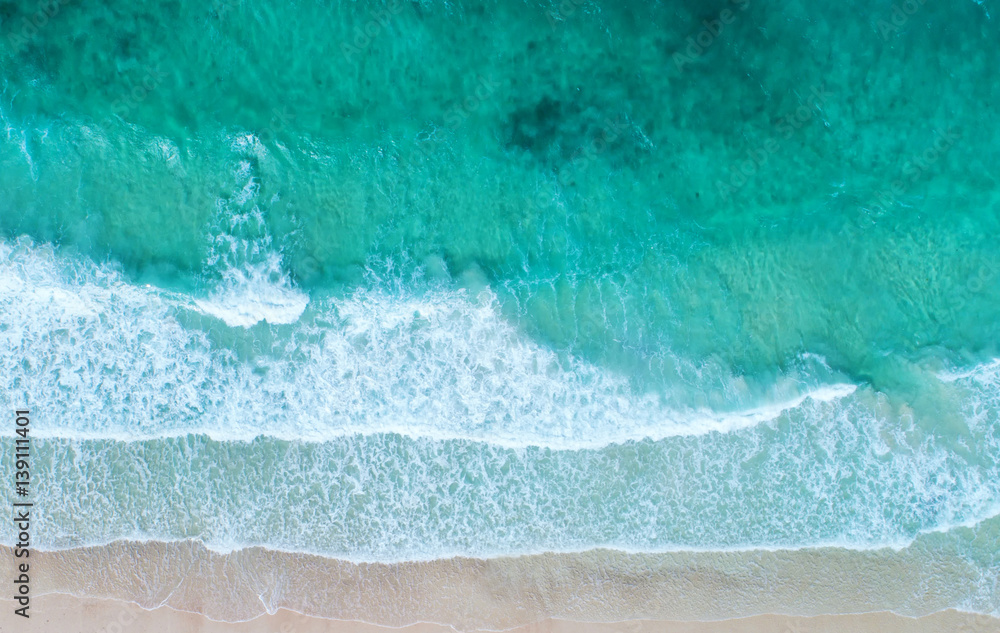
[2,537,997,631]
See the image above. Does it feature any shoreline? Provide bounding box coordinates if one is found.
[1,594,997,633]
[5,534,996,629]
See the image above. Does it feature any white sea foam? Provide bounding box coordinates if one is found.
[192,252,309,327]
[15,505,999,562]
[188,143,310,327]
[2,237,996,562]
[938,358,1000,383]
[11,415,1000,561]
[0,237,856,448]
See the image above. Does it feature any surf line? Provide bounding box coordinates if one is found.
[13,409,31,619]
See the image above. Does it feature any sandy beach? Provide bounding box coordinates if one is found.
[1,594,998,633]
[2,538,996,632]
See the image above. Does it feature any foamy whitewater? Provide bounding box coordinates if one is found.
[0,237,858,447]
[1,237,999,565]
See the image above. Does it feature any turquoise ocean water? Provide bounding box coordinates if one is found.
[1,0,999,615]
